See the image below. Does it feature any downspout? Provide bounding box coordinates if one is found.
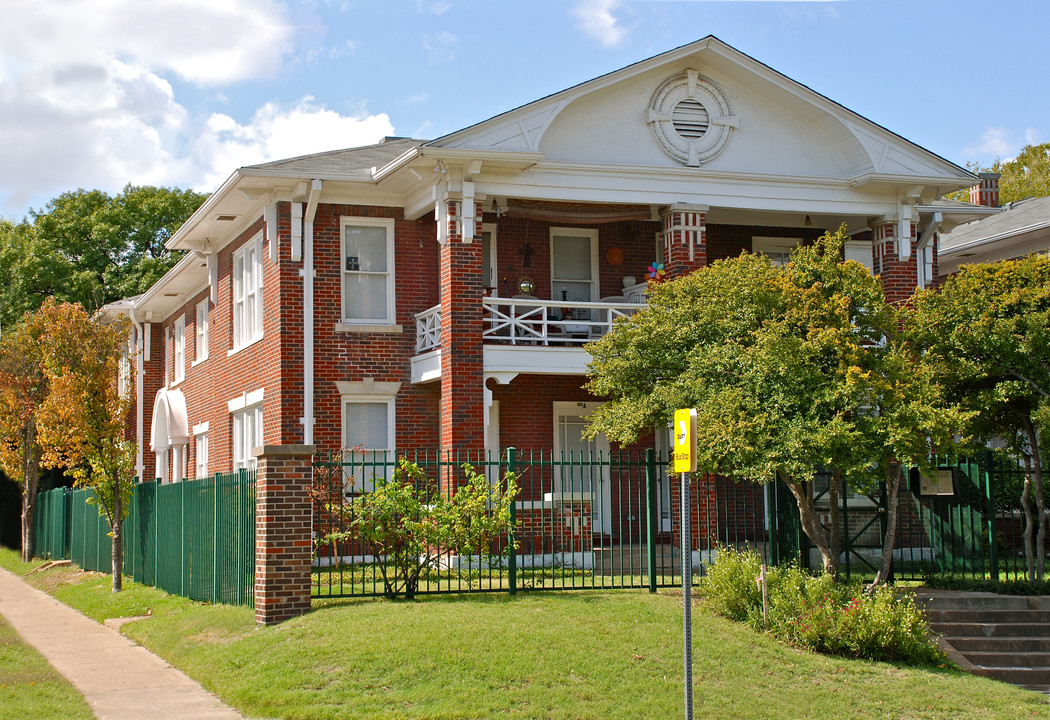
[916,212,942,290]
[128,307,145,481]
[303,179,322,445]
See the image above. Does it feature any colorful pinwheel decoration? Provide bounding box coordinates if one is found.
[647,262,666,282]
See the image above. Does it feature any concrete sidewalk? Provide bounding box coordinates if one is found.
[0,567,244,720]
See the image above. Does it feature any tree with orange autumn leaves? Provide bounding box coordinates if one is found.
[0,300,135,590]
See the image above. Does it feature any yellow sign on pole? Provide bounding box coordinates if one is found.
[672,408,697,474]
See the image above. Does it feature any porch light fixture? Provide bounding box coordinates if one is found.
[804,214,812,227]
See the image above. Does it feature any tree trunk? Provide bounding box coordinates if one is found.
[111,470,122,593]
[1021,463,1036,582]
[828,469,842,576]
[19,425,41,563]
[1022,417,1046,580]
[873,462,903,585]
[782,476,833,573]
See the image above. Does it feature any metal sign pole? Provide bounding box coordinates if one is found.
[672,408,697,720]
[681,470,693,720]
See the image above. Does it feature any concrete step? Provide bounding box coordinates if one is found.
[916,592,1050,612]
[973,666,1050,686]
[929,621,1050,638]
[925,609,1050,624]
[966,651,1050,668]
[948,636,1050,653]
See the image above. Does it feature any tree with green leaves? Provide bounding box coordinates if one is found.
[948,142,1050,204]
[0,184,207,328]
[908,256,1050,580]
[585,230,960,581]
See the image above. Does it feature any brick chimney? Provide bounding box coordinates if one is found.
[968,172,1000,207]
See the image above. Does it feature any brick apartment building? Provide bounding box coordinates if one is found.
[107,36,986,541]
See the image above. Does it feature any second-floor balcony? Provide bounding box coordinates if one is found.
[412,295,646,383]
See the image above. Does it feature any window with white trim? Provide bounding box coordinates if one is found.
[195,300,209,363]
[173,315,186,383]
[233,234,264,348]
[342,398,395,492]
[232,404,262,471]
[341,217,395,324]
[193,421,209,479]
[338,379,400,493]
[752,237,800,267]
[550,228,598,305]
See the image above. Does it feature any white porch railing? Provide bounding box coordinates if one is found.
[415,305,442,352]
[414,297,645,353]
[481,297,643,345]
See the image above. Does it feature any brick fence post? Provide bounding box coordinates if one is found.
[254,444,316,626]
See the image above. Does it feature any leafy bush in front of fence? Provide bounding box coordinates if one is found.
[701,547,945,665]
[325,459,519,599]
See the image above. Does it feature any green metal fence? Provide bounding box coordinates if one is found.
[765,455,1050,583]
[311,448,774,599]
[33,471,256,607]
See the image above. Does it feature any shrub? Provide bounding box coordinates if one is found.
[324,459,519,599]
[701,547,945,665]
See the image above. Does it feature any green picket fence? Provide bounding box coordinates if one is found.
[33,471,256,607]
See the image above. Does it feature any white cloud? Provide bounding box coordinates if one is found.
[1024,128,1045,146]
[423,31,459,64]
[573,0,627,48]
[962,127,1015,161]
[0,1,395,218]
[0,0,296,87]
[417,0,453,14]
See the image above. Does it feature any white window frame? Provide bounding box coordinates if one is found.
[340,216,396,325]
[232,232,264,351]
[338,379,400,493]
[230,389,264,471]
[193,421,209,479]
[173,315,186,384]
[195,300,209,364]
[482,222,498,295]
[752,236,800,267]
[549,227,599,304]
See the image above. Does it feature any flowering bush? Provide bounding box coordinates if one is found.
[701,547,945,665]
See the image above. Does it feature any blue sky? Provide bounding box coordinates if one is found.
[1,0,1045,220]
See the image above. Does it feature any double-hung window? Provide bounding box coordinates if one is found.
[341,217,395,325]
[193,422,209,479]
[230,389,264,471]
[195,301,209,363]
[232,404,262,471]
[173,315,186,384]
[233,234,264,349]
[338,380,400,493]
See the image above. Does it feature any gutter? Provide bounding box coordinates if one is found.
[303,180,322,445]
[125,307,146,481]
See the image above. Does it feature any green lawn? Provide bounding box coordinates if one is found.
[1,549,1047,720]
[0,612,94,720]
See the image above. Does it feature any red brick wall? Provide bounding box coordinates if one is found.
[491,214,659,299]
[310,203,440,455]
[872,222,920,305]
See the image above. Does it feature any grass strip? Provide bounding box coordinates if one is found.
[1,549,1046,720]
[0,613,94,720]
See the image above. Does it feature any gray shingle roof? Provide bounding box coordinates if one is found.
[243,137,425,177]
[940,196,1050,252]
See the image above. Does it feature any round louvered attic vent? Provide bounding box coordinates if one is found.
[671,99,709,139]
[648,69,735,166]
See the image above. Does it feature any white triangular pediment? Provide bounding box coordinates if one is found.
[433,37,968,187]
